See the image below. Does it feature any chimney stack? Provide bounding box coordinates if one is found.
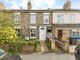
[63,0,71,9]
[27,0,32,10]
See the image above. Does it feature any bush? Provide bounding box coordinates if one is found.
[8,38,40,54]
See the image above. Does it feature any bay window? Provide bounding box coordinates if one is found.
[69,29,80,45]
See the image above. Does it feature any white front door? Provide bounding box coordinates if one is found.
[39,26,46,40]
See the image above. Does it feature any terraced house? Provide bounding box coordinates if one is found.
[0,0,80,53]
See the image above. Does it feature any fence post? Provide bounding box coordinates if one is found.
[63,40,69,52]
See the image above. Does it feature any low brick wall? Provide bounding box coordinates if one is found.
[0,44,36,54]
[21,44,35,53]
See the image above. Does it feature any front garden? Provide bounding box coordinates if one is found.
[0,38,41,55]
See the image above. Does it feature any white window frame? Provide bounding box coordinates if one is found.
[43,13,50,24]
[30,13,36,24]
[30,26,36,39]
[14,13,21,24]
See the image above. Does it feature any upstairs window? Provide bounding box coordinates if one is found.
[14,13,21,24]
[30,13,36,24]
[43,13,49,24]
[57,14,64,23]
[68,14,75,23]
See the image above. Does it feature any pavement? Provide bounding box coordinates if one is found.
[20,53,75,60]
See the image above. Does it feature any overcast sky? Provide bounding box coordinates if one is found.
[0,0,80,9]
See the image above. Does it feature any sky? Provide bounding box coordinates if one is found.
[0,0,80,9]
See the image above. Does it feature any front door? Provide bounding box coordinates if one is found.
[58,30,63,39]
[39,26,46,40]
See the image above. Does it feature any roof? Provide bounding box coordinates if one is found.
[0,9,80,13]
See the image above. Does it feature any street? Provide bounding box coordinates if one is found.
[20,53,75,60]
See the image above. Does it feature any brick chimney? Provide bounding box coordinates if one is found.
[63,0,71,9]
[27,0,32,10]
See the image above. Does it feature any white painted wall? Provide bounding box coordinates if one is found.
[53,12,80,24]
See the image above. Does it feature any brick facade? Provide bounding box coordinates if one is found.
[21,12,30,37]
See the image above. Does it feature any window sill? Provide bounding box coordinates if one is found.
[30,37,36,39]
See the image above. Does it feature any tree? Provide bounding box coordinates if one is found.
[0,12,13,27]
[0,12,18,44]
